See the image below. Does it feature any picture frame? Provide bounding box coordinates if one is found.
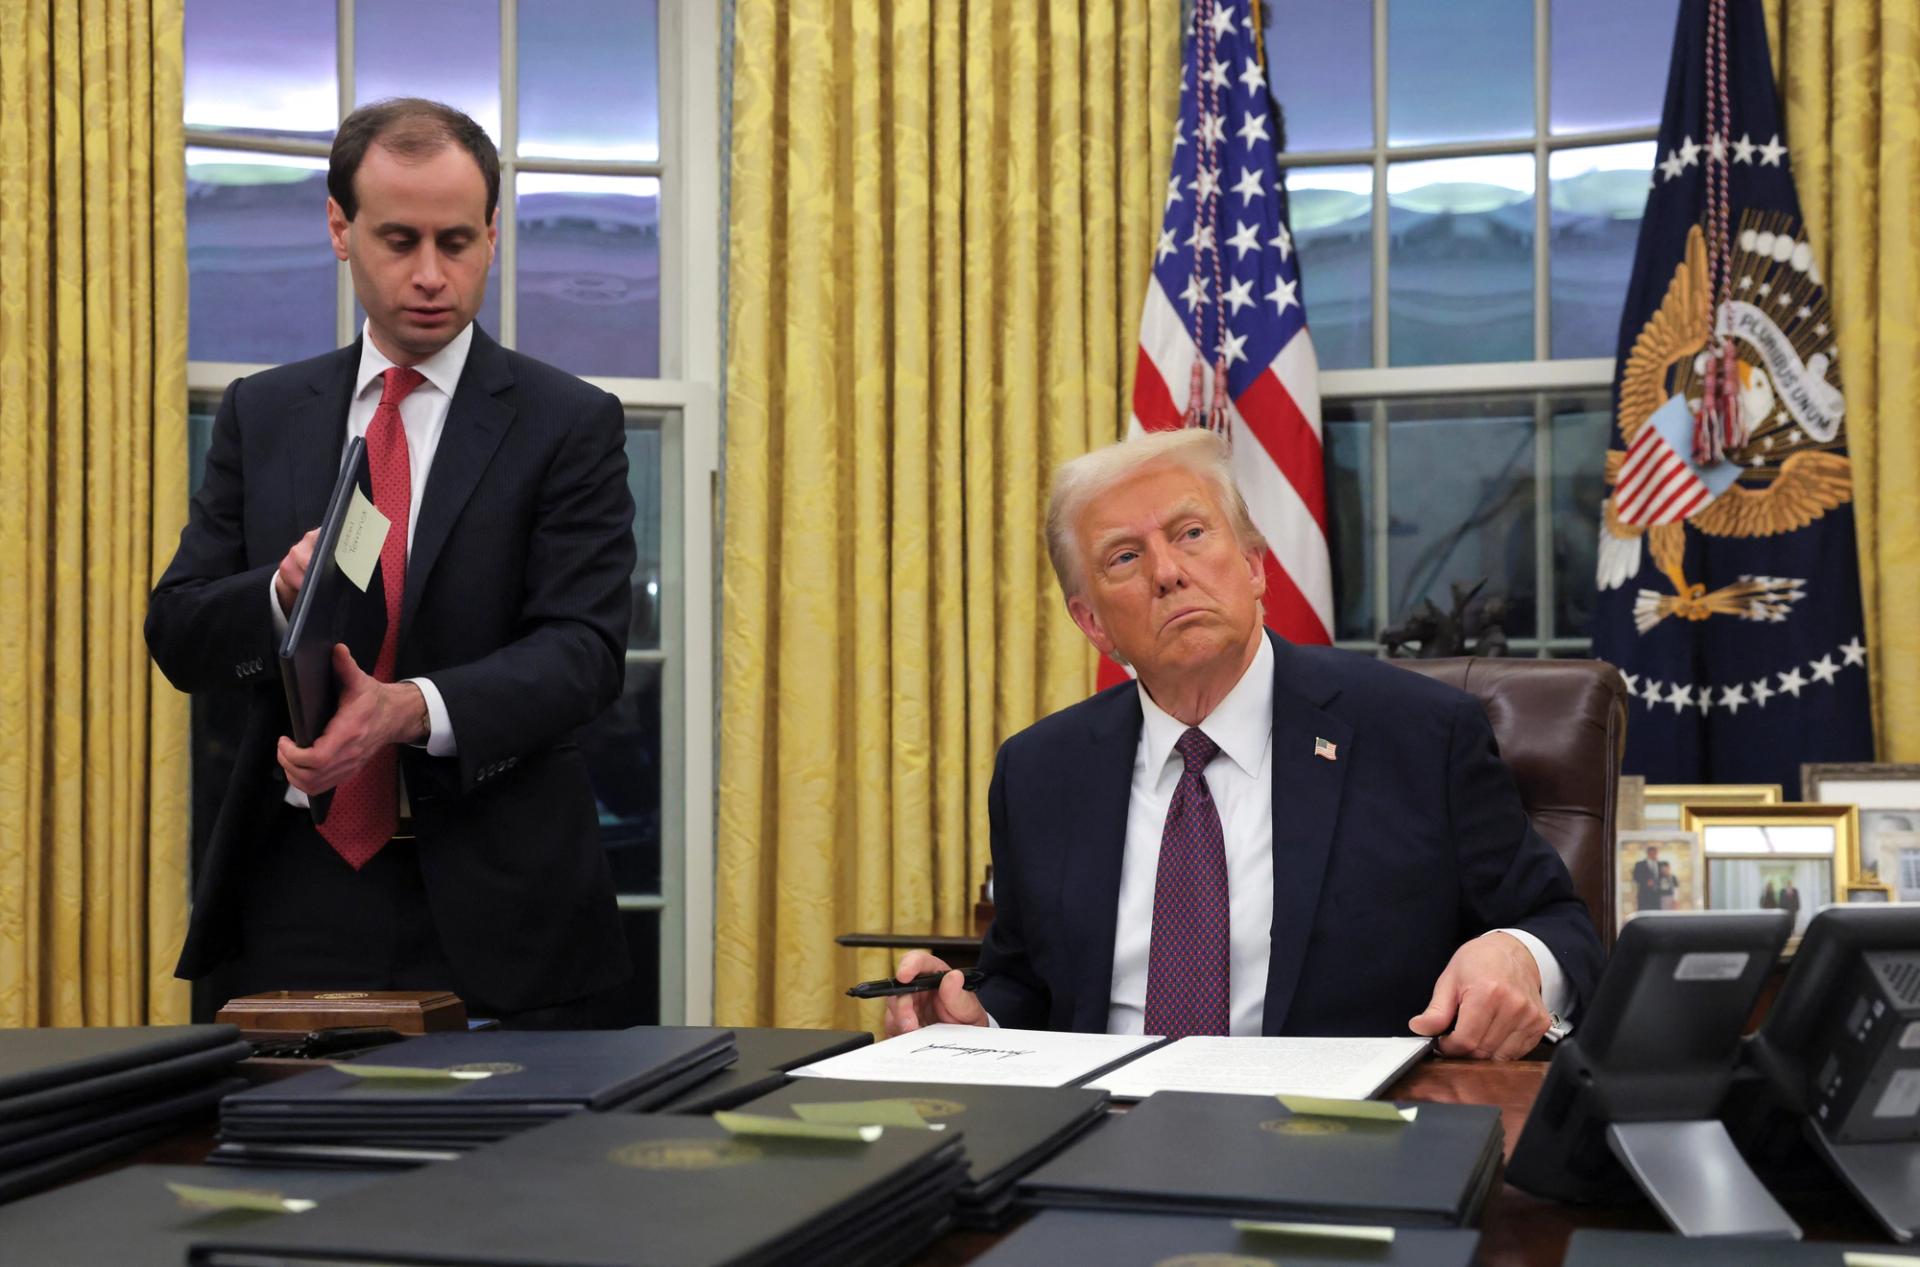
[1643,783,1782,828]
[1800,762,1920,888]
[1615,830,1702,932]
[1684,803,1857,941]
[1884,836,1920,903]
[1616,775,1647,832]
[1845,882,1893,904]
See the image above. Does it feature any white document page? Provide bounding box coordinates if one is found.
[788,1024,1162,1088]
[1087,1035,1431,1100]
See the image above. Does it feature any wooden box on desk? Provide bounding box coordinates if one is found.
[216,990,467,1038]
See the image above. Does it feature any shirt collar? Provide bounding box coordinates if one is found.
[1136,632,1275,779]
[353,320,475,403]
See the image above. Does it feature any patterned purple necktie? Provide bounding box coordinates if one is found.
[1143,727,1232,1038]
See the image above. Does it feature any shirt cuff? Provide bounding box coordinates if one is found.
[1494,927,1573,1019]
[405,677,457,757]
[269,571,290,638]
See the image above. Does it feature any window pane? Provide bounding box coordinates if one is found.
[1551,0,1680,134]
[1264,0,1372,153]
[187,149,337,363]
[1387,396,1537,638]
[1323,404,1374,640]
[1388,0,1533,146]
[582,659,661,895]
[1550,392,1613,638]
[1550,143,1654,359]
[516,173,661,377]
[185,0,336,140]
[626,420,663,650]
[519,0,659,162]
[355,0,501,142]
[1291,165,1372,369]
[1388,155,1534,365]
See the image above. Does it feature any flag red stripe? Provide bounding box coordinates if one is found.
[1261,551,1329,643]
[1234,368,1326,527]
[1131,346,1185,431]
[1645,466,1708,523]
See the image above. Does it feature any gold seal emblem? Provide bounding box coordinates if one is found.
[905,1097,967,1120]
[447,1062,524,1076]
[1260,1117,1349,1137]
[312,992,369,1000]
[1154,1255,1273,1267]
[609,1138,763,1171]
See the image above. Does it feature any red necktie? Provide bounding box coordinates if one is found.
[1142,727,1233,1038]
[319,365,424,869]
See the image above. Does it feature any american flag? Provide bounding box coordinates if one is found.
[1112,0,1331,688]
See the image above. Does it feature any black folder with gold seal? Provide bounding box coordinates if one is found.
[973,1209,1481,1266]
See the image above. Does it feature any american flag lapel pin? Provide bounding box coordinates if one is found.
[1314,737,1338,762]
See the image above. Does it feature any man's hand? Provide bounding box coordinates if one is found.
[882,951,989,1037]
[274,528,320,617]
[277,644,429,794]
[1408,932,1550,1061]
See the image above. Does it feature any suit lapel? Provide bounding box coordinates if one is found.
[400,327,516,644]
[1263,632,1351,1035]
[287,343,359,537]
[1065,686,1143,1033]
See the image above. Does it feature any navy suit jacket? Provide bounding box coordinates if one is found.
[147,327,634,1012]
[975,632,1604,1035]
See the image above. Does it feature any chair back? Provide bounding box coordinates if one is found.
[1393,657,1628,948]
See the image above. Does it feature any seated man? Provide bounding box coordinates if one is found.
[888,429,1603,1059]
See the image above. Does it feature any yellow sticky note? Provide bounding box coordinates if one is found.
[1276,1094,1416,1123]
[791,1100,943,1130]
[167,1182,316,1215]
[1233,1220,1396,1244]
[713,1111,880,1143]
[332,486,390,593]
[331,1063,491,1082]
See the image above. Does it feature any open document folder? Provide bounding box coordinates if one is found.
[788,1025,1164,1088]
[1087,1035,1431,1100]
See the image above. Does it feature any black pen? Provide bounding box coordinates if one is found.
[845,968,987,999]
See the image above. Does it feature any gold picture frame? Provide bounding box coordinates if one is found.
[1616,830,1702,932]
[1685,803,1857,941]
[1643,783,1783,828]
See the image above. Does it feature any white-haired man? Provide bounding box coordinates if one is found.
[889,430,1602,1059]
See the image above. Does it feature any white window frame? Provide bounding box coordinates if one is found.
[183,0,721,1024]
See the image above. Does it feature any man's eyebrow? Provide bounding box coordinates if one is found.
[1158,498,1213,530]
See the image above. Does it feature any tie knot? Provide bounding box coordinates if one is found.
[1176,727,1219,774]
[380,366,426,408]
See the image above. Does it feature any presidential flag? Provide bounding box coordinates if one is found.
[1110,0,1330,690]
[1593,0,1872,786]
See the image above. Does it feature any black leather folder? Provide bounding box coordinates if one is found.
[221,1028,736,1118]
[741,1078,1111,1225]
[0,1076,241,1173]
[1019,1090,1503,1228]
[0,1025,244,1102]
[190,1111,969,1267]
[0,1038,254,1121]
[973,1209,1482,1266]
[657,1027,875,1113]
[1562,1229,1912,1264]
[0,1164,386,1265]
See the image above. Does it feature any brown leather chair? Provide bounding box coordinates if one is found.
[1394,657,1628,949]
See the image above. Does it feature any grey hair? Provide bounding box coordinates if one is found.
[1045,428,1268,599]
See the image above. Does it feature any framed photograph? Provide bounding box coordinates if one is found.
[1615,830,1701,931]
[1616,775,1647,832]
[1684,803,1857,940]
[1801,763,1920,887]
[1884,837,1920,903]
[1643,783,1783,828]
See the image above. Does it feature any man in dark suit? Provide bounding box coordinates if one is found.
[1632,845,1663,912]
[889,430,1602,1059]
[147,99,634,1027]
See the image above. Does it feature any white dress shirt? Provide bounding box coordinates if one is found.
[1103,634,1572,1037]
[271,321,469,808]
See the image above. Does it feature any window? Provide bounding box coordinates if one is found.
[182,0,722,1023]
[1267,0,1676,654]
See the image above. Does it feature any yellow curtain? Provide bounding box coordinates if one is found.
[718,0,1181,1029]
[1761,0,1920,760]
[0,0,190,1026]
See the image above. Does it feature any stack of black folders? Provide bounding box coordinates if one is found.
[1019,1089,1504,1228]
[0,1025,251,1203]
[654,1027,875,1113]
[188,1110,970,1266]
[0,1164,385,1266]
[973,1209,1481,1266]
[212,1028,736,1169]
[739,1078,1110,1227]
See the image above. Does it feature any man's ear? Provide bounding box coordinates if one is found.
[326,198,351,263]
[486,205,500,260]
[1066,594,1118,663]
[1243,544,1267,597]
